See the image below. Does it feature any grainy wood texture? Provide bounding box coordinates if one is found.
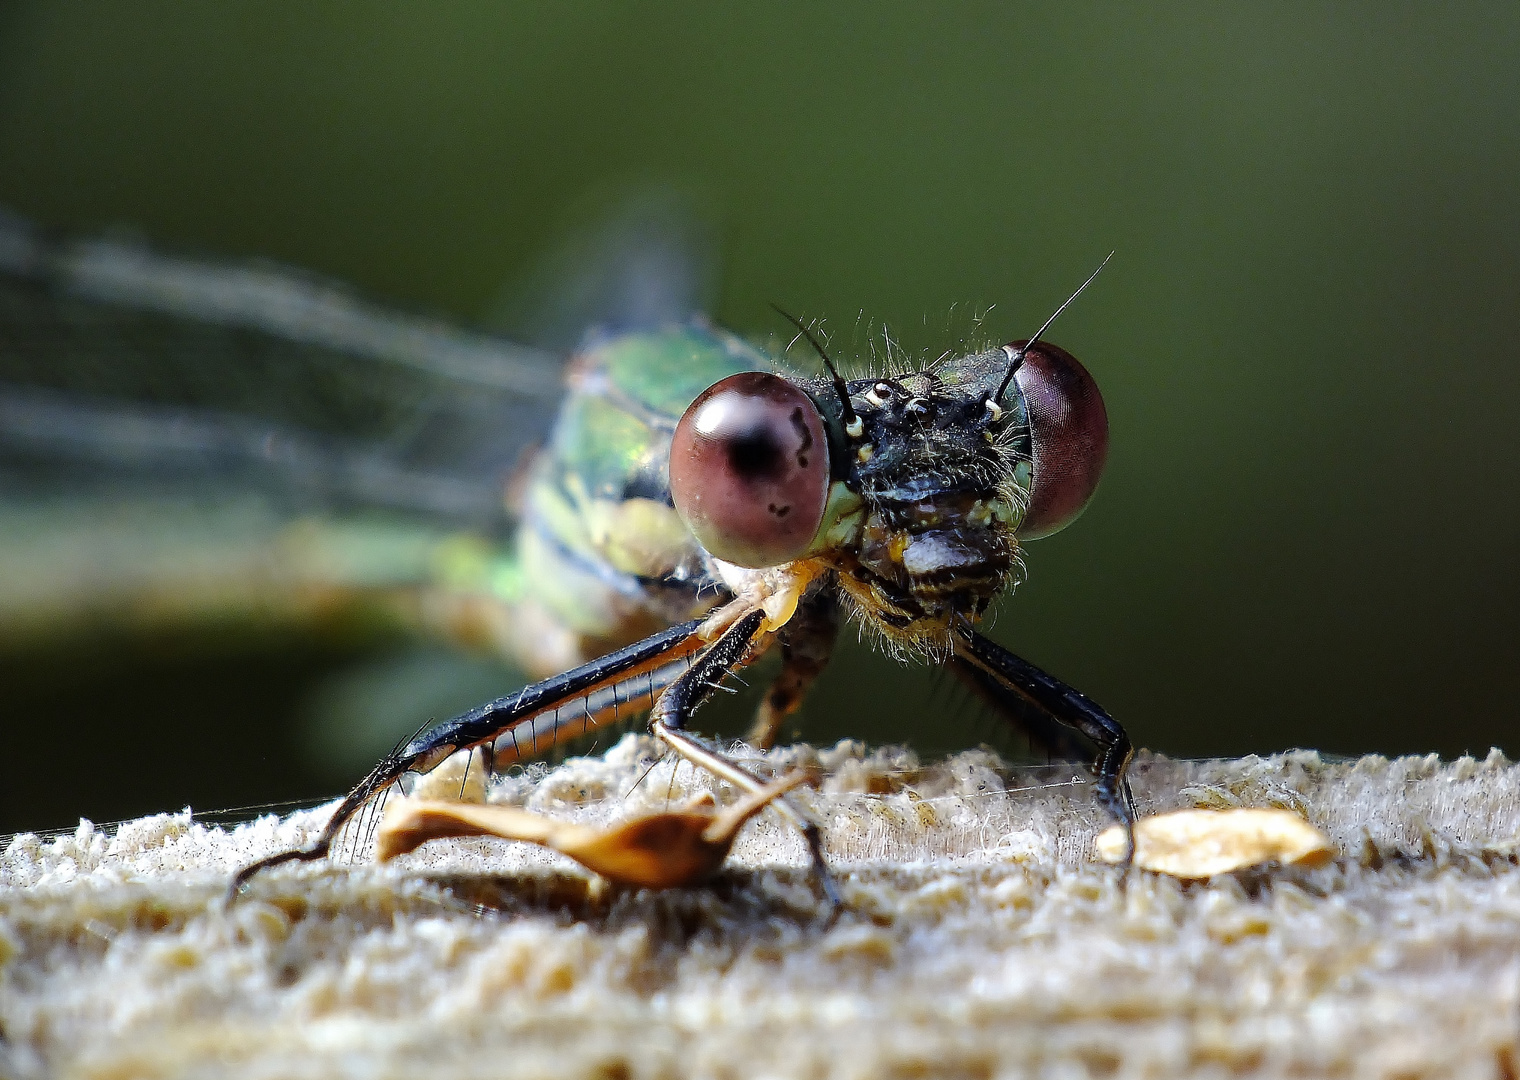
[3,739,1518,1079]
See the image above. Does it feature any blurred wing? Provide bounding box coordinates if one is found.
[0,206,564,523]
[486,184,718,350]
[0,208,567,635]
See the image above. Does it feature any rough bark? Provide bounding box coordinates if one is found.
[3,740,1518,1079]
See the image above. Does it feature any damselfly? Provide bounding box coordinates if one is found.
[0,207,1135,894]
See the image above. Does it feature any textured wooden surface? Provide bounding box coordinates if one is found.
[4,740,1519,1079]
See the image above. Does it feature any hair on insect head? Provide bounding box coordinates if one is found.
[770,304,864,438]
[993,251,1115,405]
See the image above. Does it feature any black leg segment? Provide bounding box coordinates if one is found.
[229,617,710,899]
[651,609,767,733]
[948,655,1092,763]
[952,625,1136,833]
[649,608,841,907]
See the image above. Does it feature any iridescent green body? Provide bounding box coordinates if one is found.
[483,325,773,676]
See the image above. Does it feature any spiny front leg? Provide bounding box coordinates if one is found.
[952,623,1136,859]
[948,655,1092,763]
[228,617,710,901]
[650,607,841,908]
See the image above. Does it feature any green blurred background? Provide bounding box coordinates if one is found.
[2,3,1517,832]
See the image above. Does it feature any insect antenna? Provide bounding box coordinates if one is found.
[770,304,861,434]
[994,251,1114,403]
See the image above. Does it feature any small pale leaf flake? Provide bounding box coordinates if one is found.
[1095,808,1335,877]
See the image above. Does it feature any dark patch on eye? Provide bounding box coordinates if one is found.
[768,503,791,518]
[788,407,815,468]
[727,428,784,480]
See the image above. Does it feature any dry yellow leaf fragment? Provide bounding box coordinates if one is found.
[376,770,807,889]
[1095,808,1336,877]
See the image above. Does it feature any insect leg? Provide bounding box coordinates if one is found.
[649,609,841,908]
[947,657,1091,762]
[951,625,1136,854]
[747,589,841,749]
[228,617,710,900]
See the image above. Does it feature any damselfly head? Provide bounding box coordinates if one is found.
[803,259,1112,645]
[673,268,1113,647]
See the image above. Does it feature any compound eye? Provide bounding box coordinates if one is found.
[1011,341,1109,540]
[670,372,831,568]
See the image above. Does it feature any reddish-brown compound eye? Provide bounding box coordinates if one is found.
[670,372,831,568]
[1010,340,1109,540]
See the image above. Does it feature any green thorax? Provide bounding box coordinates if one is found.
[507,325,773,666]
[548,325,772,503]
